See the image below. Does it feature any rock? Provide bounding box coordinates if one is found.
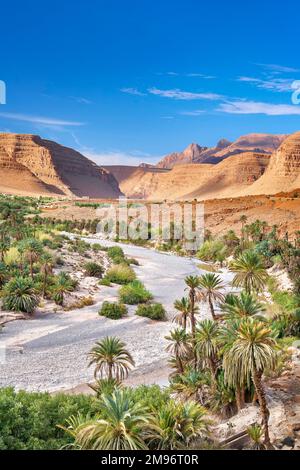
[0,133,122,198]
[281,436,295,448]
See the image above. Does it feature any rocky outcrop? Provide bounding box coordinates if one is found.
[156,134,285,169]
[0,133,122,198]
[242,132,300,195]
[156,143,208,168]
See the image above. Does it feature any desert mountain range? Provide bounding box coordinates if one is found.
[0,133,121,198]
[0,131,300,201]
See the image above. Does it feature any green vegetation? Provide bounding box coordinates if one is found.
[99,301,127,320]
[119,280,153,304]
[104,264,136,284]
[84,261,104,278]
[135,303,166,320]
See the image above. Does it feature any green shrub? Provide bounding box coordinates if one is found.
[105,264,136,284]
[84,262,104,278]
[127,257,140,266]
[135,303,166,320]
[0,388,96,450]
[197,240,228,263]
[2,277,40,313]
[99,301,127,319]
[107,246,125,261]
[99,278,111,286]
[119,280,153,305]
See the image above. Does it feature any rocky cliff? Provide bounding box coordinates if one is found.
[242,132,300,195]
[0,133,122,198]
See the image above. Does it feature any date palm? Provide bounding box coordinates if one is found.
[61,390,153,450]
[88,336,135,381]
[173,297,191,331]
[40,252,54,297]
[150,400,210,450]
[230,251,268,294]
[220,292,265,320]
[195,319,220,382]
[18,238,43,279]
[184,275,200,339]
[165,328,191,373]
[52,272,76,306]
[198,273,225,321]
[223,318,277,449]
[2,276,39,313]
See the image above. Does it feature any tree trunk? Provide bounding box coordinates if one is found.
[189,291,197,369]
[208,296,217,321]
[252,368,273,449]
[235,386,245,412]
[177,354,184,374]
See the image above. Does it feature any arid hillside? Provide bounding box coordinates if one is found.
[242,131,300,196]
[108,152,270,200]
[0,133,122,198]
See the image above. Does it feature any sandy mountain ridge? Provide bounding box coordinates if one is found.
[106,152,271,200]
[0,133,122,198]
[156,133,286,168]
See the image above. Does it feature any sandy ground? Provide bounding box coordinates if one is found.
[0,236,234,392]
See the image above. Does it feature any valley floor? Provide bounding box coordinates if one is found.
[0,238,234,392]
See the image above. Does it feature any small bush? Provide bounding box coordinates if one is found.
[99,301,127,319]
[64,296,95,311]
[127,257,140,266]
[119,280,153,305]
[105,264,136,284]
[107,246,125,261]
[92,243,104,252]
[135,303,166,320]
[99,278,111,286]
[84,262,103,278]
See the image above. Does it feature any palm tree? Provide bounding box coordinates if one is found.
[52,272,76,306]
[173,297,191,331]
[195,320,220,382]
[220,292,265,320]
[223,318,277,449]
[2,276,39,313]
[151,400,210,450]
[0,229,10,262]
[18,238,43,279]
[165,328,191,374]
[61,390,153,450]
[230,251,268,294]
[89,378,122,398]
[40,252,54,297]
[240,215,247,239]
[198,273,225,321]
[88,336,135,381]
[184,275,200,339]
[170,369,209,403]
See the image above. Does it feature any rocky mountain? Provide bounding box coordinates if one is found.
[0,133,122,198]
[242,131,300,196]
[156,133,285,168]
[109,152,270,200]
[156,143,209,168]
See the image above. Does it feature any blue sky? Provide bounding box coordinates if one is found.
[1,0,300,165]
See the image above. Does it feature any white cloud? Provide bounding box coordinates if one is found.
[186,73,216,79]
[148,87,222,100]
[71,96,92,104]
[179,110,205,116]
[238,76,294,92]
[0,112,84,126]
[255,63,300,73]
[120,87,146,96]
[217,100,300,115]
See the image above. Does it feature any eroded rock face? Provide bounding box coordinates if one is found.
[156,133,285,169]
[0,133,122,197]
[243,132,300,195]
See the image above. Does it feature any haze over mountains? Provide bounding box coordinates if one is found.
[0,131,300,201]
